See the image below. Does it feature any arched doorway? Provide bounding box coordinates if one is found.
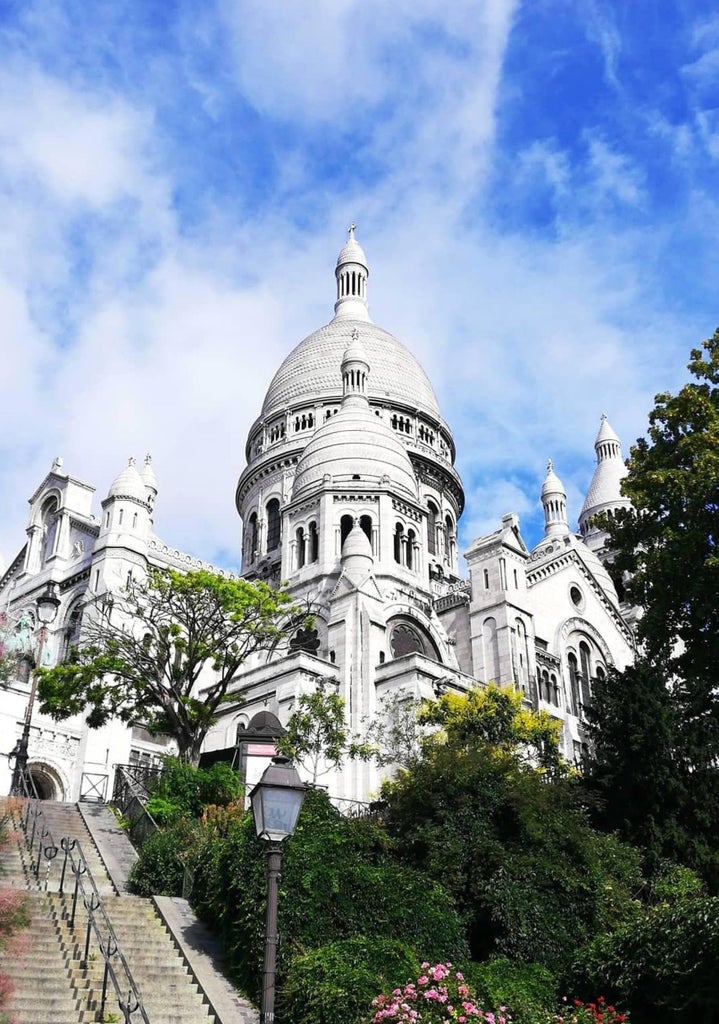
[27,762,64,801]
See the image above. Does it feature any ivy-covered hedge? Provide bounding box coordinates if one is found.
[281,937,419,1024]
[190,788,468,1001]
[570,895,719,1024]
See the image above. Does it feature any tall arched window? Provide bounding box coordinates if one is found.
[579,641,592,709]
[39,495,59,564]
[444,515,456,568]
[246,512,258,564]
[406,529,416,570]
[63,603,83,661]
[266,499,281,552]
[360,514,373,545]
[393,523,404,564]
[568,653,581,716]
[427,502,438,556]
[340,514,354,548]
[296,527,306,569]
[309,521,319,563]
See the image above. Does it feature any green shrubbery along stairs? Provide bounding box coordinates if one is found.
[0,800,222,1023]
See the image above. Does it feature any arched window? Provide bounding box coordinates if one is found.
[406,529,416,571]
[296,527,306,569]
[388,618,440,662]
[579,641,592,708]
[550,672,559,706]
[541,669,550,702]
[393,523,404,564]
[266,499,281,551]
[340,514,354,548]
[444,515,456,568]
[427,502,438,556]
[63,603,83,661]
[246,513,258,564]
[568,653,581,716]
[309,521,319,563]
[39,495,59,564]
[483,616,501,683]
[360,514,373,545]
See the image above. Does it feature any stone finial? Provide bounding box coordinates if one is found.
[51,456,64,473]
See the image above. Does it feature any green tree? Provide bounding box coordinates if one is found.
[38,568,301,764]
[584,660,719,883]
[605,330,719,759]
[593,331,719,888]
[276,680,375,783]
[380,688,642,970]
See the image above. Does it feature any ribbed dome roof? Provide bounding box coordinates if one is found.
[108,459,146,501]
[292,399,418,500]
[337,235,367,268]
[580,460,628,519]
[262,319,440,420]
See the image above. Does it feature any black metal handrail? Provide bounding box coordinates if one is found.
[15,772,150,1023]
[17,770,59,883]
[59,835,150,1024]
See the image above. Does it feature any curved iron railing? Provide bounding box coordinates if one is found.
[16,771,150,1023]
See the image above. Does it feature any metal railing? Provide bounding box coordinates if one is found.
[111,763,195,898]
[16,771,150,1023]
[111,764,161,848]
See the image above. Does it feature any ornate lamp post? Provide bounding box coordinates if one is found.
[10,582,60,795]
[249,755,307,1024]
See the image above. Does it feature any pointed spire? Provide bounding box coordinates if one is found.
[333,226,370,322]
[579,414,630,543]
[541,459,569,538]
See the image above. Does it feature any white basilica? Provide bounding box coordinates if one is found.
[0,230,635,802]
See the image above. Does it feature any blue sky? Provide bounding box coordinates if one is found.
[1,0,718,571]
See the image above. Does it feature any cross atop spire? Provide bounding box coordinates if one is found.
[348,223,357,239]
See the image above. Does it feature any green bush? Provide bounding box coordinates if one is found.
[150,757,242,819]
[570,895,719,1024]
[281,937,419,1024]
[129,823,192,896]
[191,788,467,1000]
[463,959,557,1024]
[381,744,644,971]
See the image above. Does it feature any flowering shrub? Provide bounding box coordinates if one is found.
[372,963,510,1024]
[551,998,628,1024]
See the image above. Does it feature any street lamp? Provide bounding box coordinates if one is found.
[249,755,307,1024]
[10,582,60,795]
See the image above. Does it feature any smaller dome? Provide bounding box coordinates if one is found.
[342,332,369,367]
[341,520,374,580]
[541,459,566,498]
[596,413,621,446]
[108,458,147,501]
[337,225,368,269]
[292,402,418,500]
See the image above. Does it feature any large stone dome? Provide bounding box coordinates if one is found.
[261,318,441,420]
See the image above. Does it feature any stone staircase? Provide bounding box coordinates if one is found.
[0,802,223,1023]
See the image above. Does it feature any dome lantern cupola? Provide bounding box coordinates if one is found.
[333,224,370,322]
[341,329,370,403]
[541,459,569,538]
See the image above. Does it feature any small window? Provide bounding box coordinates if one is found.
[118,509,124,526]
[483,568,490,589]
